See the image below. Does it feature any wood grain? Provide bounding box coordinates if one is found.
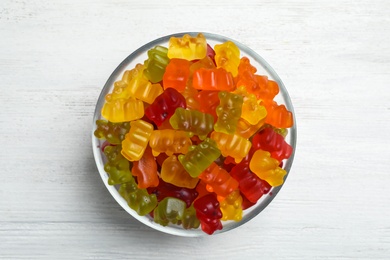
[1,0,389,259]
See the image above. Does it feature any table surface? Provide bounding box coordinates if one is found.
[1,0,389,259]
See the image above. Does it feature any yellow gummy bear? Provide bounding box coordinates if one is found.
[249,150,287,187]
[167,33,207,60]
[214,41,240,77]
[101,97,144,123]
[220,190,243,222]
[121,120,154,161]
[234,86,267,125]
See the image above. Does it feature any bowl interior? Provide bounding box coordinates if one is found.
[92,32,297,236]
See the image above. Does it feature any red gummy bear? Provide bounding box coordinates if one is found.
[252,127,293,162]
[194,193,223,235]
[230,160,271,203]
[145,88,186,126]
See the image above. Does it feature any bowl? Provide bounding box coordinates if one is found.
[92,32,297,236]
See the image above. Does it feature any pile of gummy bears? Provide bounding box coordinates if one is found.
[94,33,294,235]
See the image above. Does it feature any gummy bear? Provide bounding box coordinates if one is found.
[192,68,235,91]
[161,155,199,189]
[230,160,271,203]
[169,108,214,140]
[162,58,191,92]
[121,120,154,161]
[194,193,223,235]
[214,41,240,77]
[220,190,243,221]
[145,88,186,126]
[182,205,200,229]
[119,179,158,216]
[167,33,207,60]
[235,57,279,100]
[144,46,170,83]
[234,86,267,125]
[249,150,287,187]
[262,100,294,129]
[94,120,130,145]
[178,138,221,178]
[252,127,293,162]
[101,96,144,123]
[153,197,186,226]
[149,129,192,157]
[210,131,251,163]
[214,91,243,134]
[147,180,198,208]
[126,64,163,104]
[199,162,239,197]
[103,145,133,185]
[131,147,159,189]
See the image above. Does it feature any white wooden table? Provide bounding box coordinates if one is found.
[1,0,389,259]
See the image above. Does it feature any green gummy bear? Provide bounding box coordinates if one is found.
[144,46,170,83]
[119,180,158,216]
[178,138,221,178]
[153,197,186,226]
[94,120,130,144]
[182,205,200,230]
[103,145,133,185]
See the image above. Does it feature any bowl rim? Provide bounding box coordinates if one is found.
[92,32,297,237]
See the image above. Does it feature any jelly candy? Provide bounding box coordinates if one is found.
[94,120,130,145]
[126,64,163,104]
[252,127,293,162]
[235,57,279,100]
[230,160,271,203]
[249,150,287,187]
[101,96,144,123]
[145,88,186,126]
[169,107,214,140]
[214,91,243,134]
[121,120,154,161]
[262,100,294,129]
[194,194,223,235]
[149,129,192,157]
[182,205,200,229]
[119,179,158,216]
[131,147,159,189]
[234,86,267,125]
[163,58,191,92]
[168,33,207,60]
[144,46,170,83]
[161,155,199,189]
[103,145,133,185]
[199,162,239,197]
[153,197,186,226]
[210,131,251,163]
[214,41,240,77]
[178,138,221,178]
[220,190,243,221]
[192,68,235,91]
